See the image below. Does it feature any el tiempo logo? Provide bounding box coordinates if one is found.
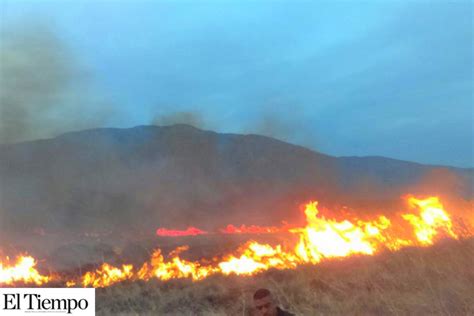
[0,288,94,315]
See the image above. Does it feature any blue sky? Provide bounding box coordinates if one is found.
[1,0,472,167]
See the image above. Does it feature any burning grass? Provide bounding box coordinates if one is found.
[96,237,474,315]
[0,196,474,315]
[1,195,472,314]
[1,195,472,289]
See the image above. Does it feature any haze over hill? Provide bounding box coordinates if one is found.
[0,124,472,236]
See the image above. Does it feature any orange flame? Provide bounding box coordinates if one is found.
[402,196,458,245]
[156,226,208,237]
[1,195,471,288]
[0,255,50,285]
[81,263,133,288]
[220,224,284,234]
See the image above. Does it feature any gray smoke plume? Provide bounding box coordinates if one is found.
[152,111,207,129]
[0,21,112,144]
[253,113,297,140]
[246,103,320,151]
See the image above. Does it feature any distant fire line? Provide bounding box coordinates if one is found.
[156,227,208,237]
[156,224,292,237]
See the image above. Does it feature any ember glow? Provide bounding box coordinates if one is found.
[157,223,289,237]
[156,226,208,237]
[219,224,285,234]
[1,195,471,288]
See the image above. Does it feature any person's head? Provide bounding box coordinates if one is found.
[253,288,277,316]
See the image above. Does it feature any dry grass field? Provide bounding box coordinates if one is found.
[95,237,474,315]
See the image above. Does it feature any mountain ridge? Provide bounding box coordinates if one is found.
[2,124,471,171]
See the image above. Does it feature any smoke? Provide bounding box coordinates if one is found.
[0,21,112,144]
[244,104,321,151]
[411,167,473,199]
[149,107,322,155]
[151,111,208,129]
[253,113,295,140]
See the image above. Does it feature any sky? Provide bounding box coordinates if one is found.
[0,0,472,167]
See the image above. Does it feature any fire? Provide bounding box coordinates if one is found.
[137,249,217,281]
[219,242,299,275]
[156,223,290,236]
[1,195,471,288]
[402,196,458,245]
[294,201,377,262]
[0,255,50,286]
[156,226,208,237]
[220,224,284,234]
[82,263,133,288]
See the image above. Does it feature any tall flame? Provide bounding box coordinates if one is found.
[402,196,457,245]
[0,255,50,285]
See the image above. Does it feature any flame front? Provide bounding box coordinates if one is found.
[1,195,471,288]
[402,196,458,245]
[82,264,133,288]
[0,256,50,286]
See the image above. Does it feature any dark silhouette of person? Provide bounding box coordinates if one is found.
[253,288,295,316]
